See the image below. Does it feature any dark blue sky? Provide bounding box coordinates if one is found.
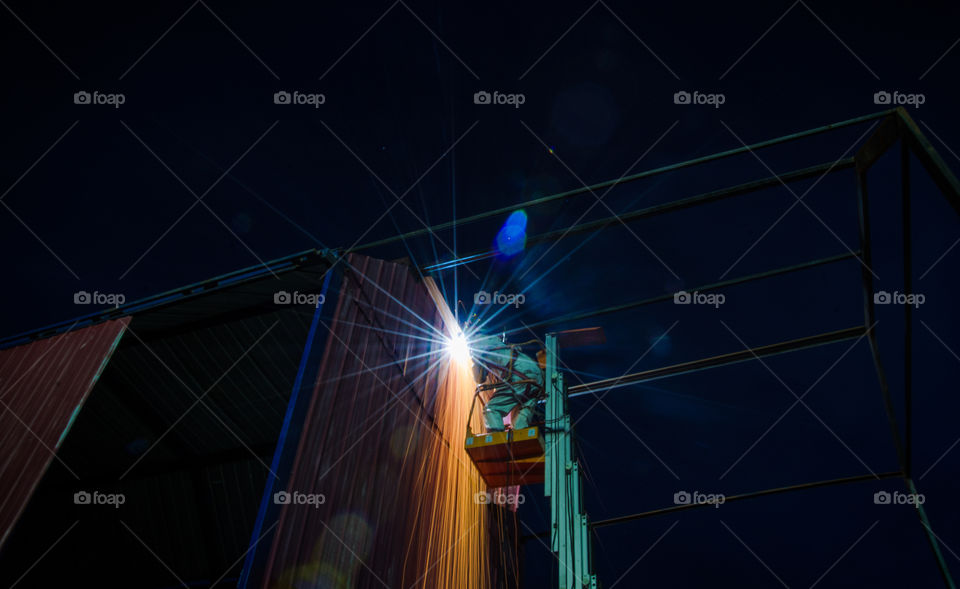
[2,1,960,586]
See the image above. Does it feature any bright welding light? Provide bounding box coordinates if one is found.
[447,331,471,365]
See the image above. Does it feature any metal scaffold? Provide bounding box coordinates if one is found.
[544,333,596,589]
[448,108,960,589]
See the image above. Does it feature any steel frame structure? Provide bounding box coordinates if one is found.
[389,108,960,588]
[3,108,958,587]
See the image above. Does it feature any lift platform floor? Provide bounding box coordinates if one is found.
[465,426,545,487]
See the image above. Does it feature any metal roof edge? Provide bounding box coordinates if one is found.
[0,248,340,350]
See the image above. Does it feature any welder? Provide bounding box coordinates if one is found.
[470,332,545,433]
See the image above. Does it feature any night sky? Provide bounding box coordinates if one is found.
[3,1,960,587]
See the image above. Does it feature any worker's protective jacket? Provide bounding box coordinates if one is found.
[470,335,544,390]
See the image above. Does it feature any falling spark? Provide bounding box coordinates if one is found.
[265,259,516,589]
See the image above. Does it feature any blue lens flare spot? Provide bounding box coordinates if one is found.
[495,210,527,257]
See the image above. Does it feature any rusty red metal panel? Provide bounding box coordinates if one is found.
[0,317,129,550]
[259,254,517,589]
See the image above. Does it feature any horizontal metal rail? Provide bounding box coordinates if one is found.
[568,325,867,398]
[522,471,902,540]
[424,158,856,272]
[518,250,860,332]
[357,111,893,254]
[592,471,902,529]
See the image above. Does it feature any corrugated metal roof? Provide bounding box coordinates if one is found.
[0,317,129,550]
[0,251,515,588]
[43,307,316,481]
[13,307,319,583]
[0,253,329,586]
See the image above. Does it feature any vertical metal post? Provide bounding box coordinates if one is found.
[544,333,596,588]
[857,147,955,589]
[855,168,906,470]
[897,140,956,588]
[544,333,566,585]
[902,140,913,478]
[908,477,957,589]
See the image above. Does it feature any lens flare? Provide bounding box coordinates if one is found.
[495,210,527,257]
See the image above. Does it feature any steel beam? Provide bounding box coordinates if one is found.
[591,471,903,529]
[896,108,960,217]
[855,112,900,170]
[521,471,902,541]
[520,251,859,333]
[424,159,856,272]
[356,110,894,254]
[902,140,913,477]
[568,326,867,398]
[907,477,957,589]
[855,169,906,471]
